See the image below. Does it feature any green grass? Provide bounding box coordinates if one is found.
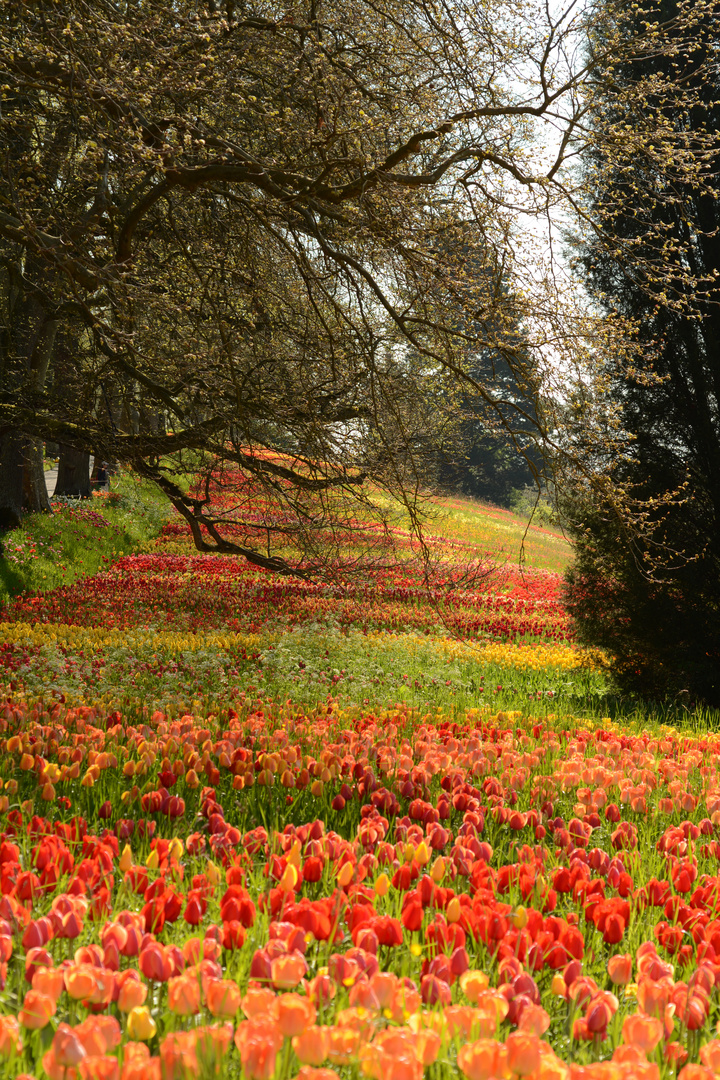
[0,472,167,607]
[426,493,572,573]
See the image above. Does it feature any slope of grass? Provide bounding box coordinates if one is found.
[0,473,167,608]
[426,492,572,573]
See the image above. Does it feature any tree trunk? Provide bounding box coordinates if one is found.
[22,437,51,513]
[55,443,91,498]
[0,431,25,529]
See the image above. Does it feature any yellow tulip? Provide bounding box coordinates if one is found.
[374,873,390,897]
[279,864,299,891]
[286,840,302,868]
[446,897,461,923]
[430,856,446,883]
[127,1005,157,1041]
[206,860,222,886]
[336,861,354,888]
[511,906,528,930]
[414,840,431,867]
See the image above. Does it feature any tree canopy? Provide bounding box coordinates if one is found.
[1,0,718,574]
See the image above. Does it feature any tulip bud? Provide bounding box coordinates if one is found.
[446,897,461,923]
[430,856,446,883]
[119,845,133,873]
[374,873,390,897]
[279,864,299,891]
[287,841,302,868]
[608,953,633,985]
[414,841,431,867]
[511,906,528,930]
[336,861,354,887]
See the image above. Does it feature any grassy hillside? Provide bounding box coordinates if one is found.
[427,493,571,574]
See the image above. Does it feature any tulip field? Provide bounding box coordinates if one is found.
[1,483,719,1080]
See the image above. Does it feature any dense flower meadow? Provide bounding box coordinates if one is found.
[1,700,720,1080]
[2,490,714,1080]
[0,491,597,712]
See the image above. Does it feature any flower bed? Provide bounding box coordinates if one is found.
[0,699,717,1079]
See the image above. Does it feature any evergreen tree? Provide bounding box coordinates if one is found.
[563,0,720,703]
[427,225,545,506]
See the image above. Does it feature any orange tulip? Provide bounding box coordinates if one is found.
[65,964,99,1001]
[415,1030,440,1068]
[296,1069,342,1080]
[636,978,672,1018]
[121,1054,162,1080]
[19,989,56,1029]
[518,1004,551,1036]
[117,972,148,1013]
[536,1046,569,1080]
[361,1045,421,1080]
[32,965,65,1004]
[167,973,201,1016]
[349,979,381,1011]
[234,1019,284,1080]
[701,1041,720,1073]
[139,941,172,983]
[43,1048,78,1080]
[241,986,279,1020]
[459,971,490,1003]
[271,952,307,990]
[0,1015,21,1057]
[389,981,421,1023]
[505,1032,541,1077]
[325,1026,362,1065]
[122,1043,150,1068]
[457,1040,500,1080]
[160,1031,196,1080]
[76,1015,121,1057]
[677,1067,715,1080]
[622,1013,664,1055]
[53,1023,88,1067]
[206,979,241,1018]
[78,1056,120,1080]
[293,1028,329,1067]
[613,1046,648,1065]
[277,993,317,1037]
[369,972,398,1008]
[608,954,633,986]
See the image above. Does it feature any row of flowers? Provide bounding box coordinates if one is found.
[2,544,569,644]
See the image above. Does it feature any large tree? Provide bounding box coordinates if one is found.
[562,0,720,703]
[1,0,717,573]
